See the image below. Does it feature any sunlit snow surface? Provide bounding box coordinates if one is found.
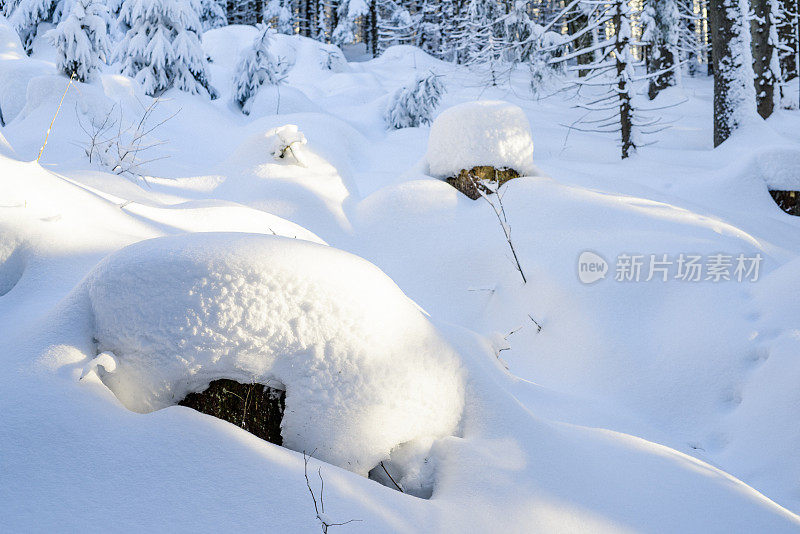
[2,22,800,533]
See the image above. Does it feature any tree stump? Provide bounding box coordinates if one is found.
[446,166,520,200]
[770,190,800,216]
[179,379,285,444]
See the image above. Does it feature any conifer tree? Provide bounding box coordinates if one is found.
[384,71,445,129]
[46,0,109,82]
[198,0,227,30]
[416,0,442,58]
[641,0,681,99]
[264,0,293,34]
[11,0,73,52]
[116,0,218,98]
[332,0,368,46]
[233,23,288,114]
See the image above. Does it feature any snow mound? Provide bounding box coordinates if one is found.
[0,231,26,296]
[86,233,466,474]
[246,85,320,116]
[426,100,539,178]
[749,146,800,190]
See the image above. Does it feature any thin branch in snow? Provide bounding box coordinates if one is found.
[303,451,362,534]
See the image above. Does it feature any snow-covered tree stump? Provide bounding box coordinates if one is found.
[769,190,800,216]
[446,166,520,200]
[425,101,538,200]
[179,379,286,444]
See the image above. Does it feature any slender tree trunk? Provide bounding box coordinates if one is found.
[299,0,309,36]
[369,0,378,56]
[613,0,635,158]
[568,10,593,77]
[751,0,775,118]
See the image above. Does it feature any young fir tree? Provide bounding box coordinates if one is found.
[2,0,20,17]
[375,0,414,54]
[416,0,443,58]
[526,24,567,95]
[198,0,227,31]
[641,0,681,99]
[116,0,218,98]
[233,23,287,114]
[438,0,460,62]
[332,0,368,47]
[750,0,781,118]
[503,0,537,63]
[46,0,109,82]
[264,0,293,34]
[551,0,650,159]
[460,0,504,83]
[384,71,445,129]
[11,0,73,52]
[708,0,757,145]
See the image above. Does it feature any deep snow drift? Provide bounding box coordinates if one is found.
[86,232,465,474]
[2,19,800,534]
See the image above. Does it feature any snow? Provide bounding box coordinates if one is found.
[425,100,540,178]
[1,16,800,533]
[84,232,466,474]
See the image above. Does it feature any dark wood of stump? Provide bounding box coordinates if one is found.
[770,190,800,216]
[179,379,285,445]
[446,166,520,200]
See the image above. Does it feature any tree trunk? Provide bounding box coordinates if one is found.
[648,45,676,99]
[708,0,756,146]
[778,0,799,108]
[613,1,634,159]
[369,0,379,56]
[568,10,593,77]
[751,0,775,118]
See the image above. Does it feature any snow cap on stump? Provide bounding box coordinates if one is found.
[425,100,537,178]
[85,233,465,475]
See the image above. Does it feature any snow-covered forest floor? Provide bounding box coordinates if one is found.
[2,21,800,532]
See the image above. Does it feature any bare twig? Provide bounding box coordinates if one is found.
[303,451,362,533]
[528,314,543,333]
[38,73,75,163]
[379,462,404,493]
[477,178,527,284]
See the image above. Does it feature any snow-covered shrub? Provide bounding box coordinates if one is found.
[77,96,175,177]
[320,47,347,72]
[384,72,445,130]
[425,100,538,178]
[528,27,566,95]
[266,124,307,165]
[116,0,217,98]
[197,0,226,31]
[85,233,466,474]
[45,0,109,82]
[233,23,288,114]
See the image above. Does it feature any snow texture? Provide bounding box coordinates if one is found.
[426,100,538,177]
[85,232,466,475]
